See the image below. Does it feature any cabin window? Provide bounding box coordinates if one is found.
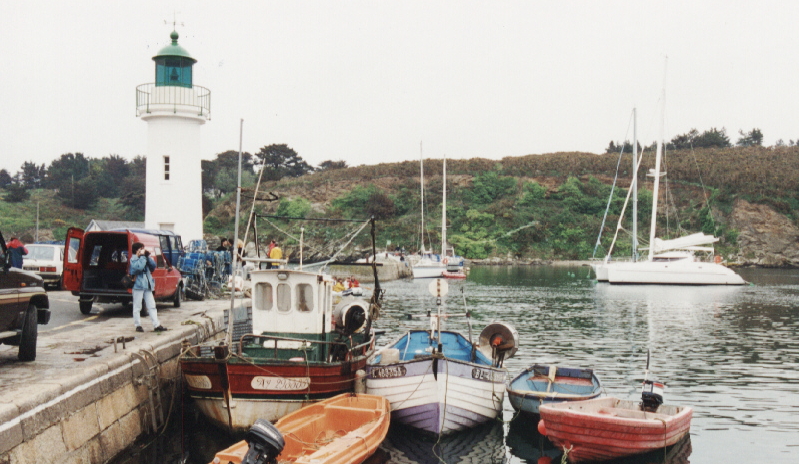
[296,284,314,312]
[254,283,273,311]
[164,156,170,180]
[276,283,291,313]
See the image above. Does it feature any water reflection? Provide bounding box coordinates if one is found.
[379,421,506,464]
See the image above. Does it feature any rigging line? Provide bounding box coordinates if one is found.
[256,214,370,223]
[260,217,327,256]
[241,162,267,253]
[690,143,717,231]
[593,109,635,259]
[321,219,372,273]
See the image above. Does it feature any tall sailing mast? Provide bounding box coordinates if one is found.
[419,142,426,254]
[648,59,667,261]
[441,154,447,257]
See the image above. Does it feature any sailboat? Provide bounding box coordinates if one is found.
[605,72,745,285]
[412,151,464,279]
[592,108,642,282]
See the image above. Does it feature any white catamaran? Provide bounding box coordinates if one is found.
[603,72,745,285]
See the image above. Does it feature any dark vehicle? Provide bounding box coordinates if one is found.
[63,228,184,315]
[0,231,51,361]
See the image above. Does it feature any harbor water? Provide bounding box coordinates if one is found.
[113,265,799,464]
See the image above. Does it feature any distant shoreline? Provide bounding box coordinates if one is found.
[467,258,593,267]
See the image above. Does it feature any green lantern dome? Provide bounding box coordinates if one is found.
[152,30,196,88]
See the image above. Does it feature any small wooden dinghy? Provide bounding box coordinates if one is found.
[209,393,390,464]
[537,396,692,462]
[508,365,602,416]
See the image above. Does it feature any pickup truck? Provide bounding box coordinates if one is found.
[0,231,51,361]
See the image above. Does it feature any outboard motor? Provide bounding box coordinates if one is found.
[332,298,368,336]
[477,322,519,367]
[641,379,665,412]
[241,419,285,464]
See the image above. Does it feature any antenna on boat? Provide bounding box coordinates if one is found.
[299,226,304,270]
[428,278,448,351]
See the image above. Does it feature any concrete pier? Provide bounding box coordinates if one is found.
[0,298,232,464]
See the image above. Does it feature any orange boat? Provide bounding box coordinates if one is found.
[210,393,390,464]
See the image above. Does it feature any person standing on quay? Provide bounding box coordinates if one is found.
[130,242,167,333]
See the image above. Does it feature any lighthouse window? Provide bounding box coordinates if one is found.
[164,156,170,180]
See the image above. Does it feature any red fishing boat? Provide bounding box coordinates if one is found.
[181,265,381,432]
[537,383,692,462]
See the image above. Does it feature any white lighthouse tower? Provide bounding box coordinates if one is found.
[136,30,210,242]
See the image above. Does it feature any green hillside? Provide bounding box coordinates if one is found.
[3,146,797,261]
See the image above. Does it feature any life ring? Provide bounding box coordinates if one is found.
[442,257,449,265]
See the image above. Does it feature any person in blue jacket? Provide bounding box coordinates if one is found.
[7,237,28,269]
[130,242,167,333]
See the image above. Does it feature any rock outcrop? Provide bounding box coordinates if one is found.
[730,199,799,267]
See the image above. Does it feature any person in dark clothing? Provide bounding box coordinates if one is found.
[6,237,28,269]
[216,238,230,252]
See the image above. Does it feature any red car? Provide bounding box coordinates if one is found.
[63,228,183,314]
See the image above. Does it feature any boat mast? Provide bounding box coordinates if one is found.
[441,154,447,257]
[420,142,426,254]
[632,108,638,261]
[227,118,244,346]
[648,60,667,261]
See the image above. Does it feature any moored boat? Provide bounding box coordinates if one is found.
[508,365,602,416]
[209,393,391,464]
[366,281,518,435]
[537,395,692,462]
[181,264,381,432]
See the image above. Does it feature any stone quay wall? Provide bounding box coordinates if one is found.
[0,300,230,464]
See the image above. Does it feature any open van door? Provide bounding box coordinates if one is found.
[63,228,84,292]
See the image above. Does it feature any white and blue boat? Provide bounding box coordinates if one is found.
[507,364,602,416]
[366,279,517,435]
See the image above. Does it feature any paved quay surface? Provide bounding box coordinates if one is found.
[0,294,233,461]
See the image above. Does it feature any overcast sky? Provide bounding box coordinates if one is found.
[2,1,797,173]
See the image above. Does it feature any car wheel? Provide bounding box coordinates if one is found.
[173,285,182,308]
[79,300,93,315]
[18,304,38,362]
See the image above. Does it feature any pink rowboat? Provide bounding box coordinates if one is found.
[537,397,692,463]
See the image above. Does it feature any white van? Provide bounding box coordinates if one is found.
[23,244,69,290]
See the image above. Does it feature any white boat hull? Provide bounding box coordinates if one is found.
[412,265,446,279]
[607,260,745,285]
[366,357,505,434]
[592,263,609,282]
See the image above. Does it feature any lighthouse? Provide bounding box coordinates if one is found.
[136,30,210,242]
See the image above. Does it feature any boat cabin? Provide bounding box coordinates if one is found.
[251,269,335,335]
[245,269,372,363]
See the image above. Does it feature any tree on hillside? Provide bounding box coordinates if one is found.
[736,128,763,147]
[317,160,348,171]
[19,161,46,189]
[255,144,313,181]
[202,150,254,197]
[669,128,731,149]
[129,155,146,177]
[605,140,641,154]
[46,153,90,191]
[3,181,29,202]
[120,176,146,217]
[0,169,11,189]
[91,155,130,198]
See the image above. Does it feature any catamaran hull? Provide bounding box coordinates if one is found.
[366,357,505,434]
[181,356,368,432]
[591,263,609,282]
[607,261,745,285]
